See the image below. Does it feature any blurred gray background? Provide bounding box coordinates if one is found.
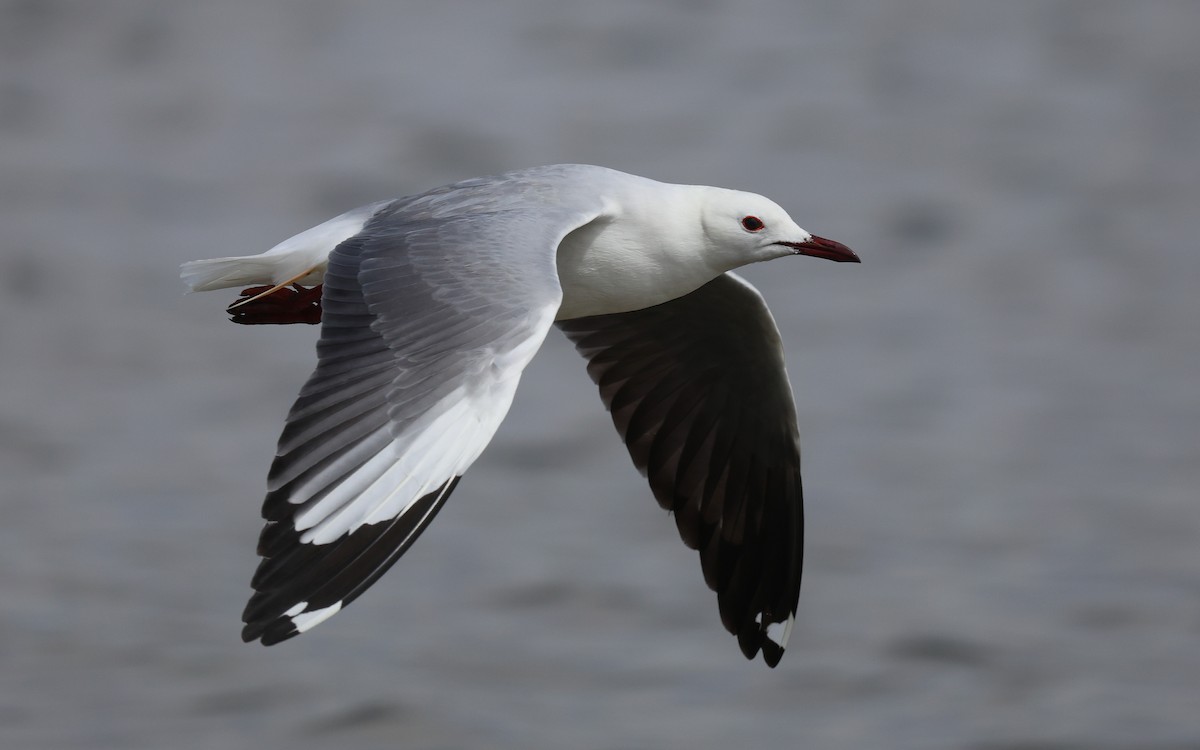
[3,1,1198,748]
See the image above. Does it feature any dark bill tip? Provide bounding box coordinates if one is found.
[777,235,860,263]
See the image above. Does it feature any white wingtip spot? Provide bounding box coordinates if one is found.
[765,612,796,650]
[283,602,308,617]
[288,601,344,633]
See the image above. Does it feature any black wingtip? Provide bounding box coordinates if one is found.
[760,639,784,668]
[259,623,300,646]
[240,476,463,649]
[242,613,302,645]
[240,602,304,643]
[734,622,787,667]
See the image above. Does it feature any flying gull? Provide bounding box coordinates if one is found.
[181,164,859,667]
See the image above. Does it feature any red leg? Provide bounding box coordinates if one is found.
[228,284,323,325]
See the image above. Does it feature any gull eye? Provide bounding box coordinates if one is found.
[740,215,765,232]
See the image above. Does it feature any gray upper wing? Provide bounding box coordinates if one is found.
[244,183,606,645]
[557,272,804,667]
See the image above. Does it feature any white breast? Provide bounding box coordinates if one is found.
[554,188,719,320]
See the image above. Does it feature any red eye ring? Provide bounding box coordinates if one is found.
[741,215,765,232]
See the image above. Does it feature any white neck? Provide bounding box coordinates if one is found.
[555,183,727,320]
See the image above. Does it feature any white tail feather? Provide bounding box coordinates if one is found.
[180,200,389,292]
[180,256,287,292]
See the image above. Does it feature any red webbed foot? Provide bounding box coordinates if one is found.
[228,284,323,325]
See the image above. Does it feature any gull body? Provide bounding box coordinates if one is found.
[182,164,858,667]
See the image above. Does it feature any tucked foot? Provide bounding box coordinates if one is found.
[228,284,323,325]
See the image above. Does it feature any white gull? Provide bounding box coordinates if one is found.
[181,164,859,667]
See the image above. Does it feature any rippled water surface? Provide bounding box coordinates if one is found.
[3,2,1198,748]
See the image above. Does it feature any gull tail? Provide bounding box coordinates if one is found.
[180,255,290,292]
[181,200,390,293]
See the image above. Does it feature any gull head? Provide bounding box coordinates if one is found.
[699,188,860,270]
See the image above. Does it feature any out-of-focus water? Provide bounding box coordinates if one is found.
[3,2,1198,748]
